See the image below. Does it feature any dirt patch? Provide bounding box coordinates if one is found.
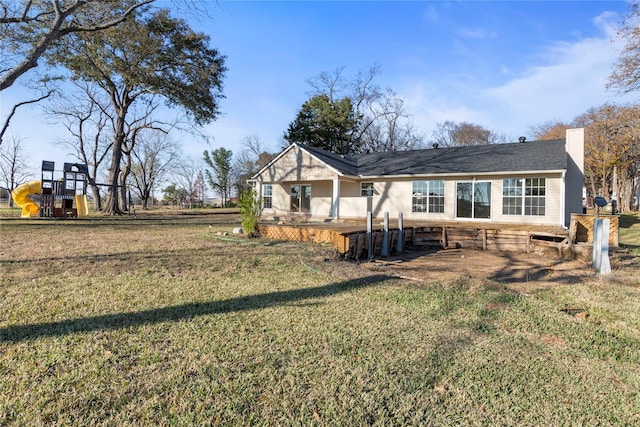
[356,248,596,293]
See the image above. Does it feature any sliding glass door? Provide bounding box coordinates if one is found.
[456,181,491,219]
[290,185,311,213]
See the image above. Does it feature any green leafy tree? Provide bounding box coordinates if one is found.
[203,147,233,208]
[50,8,226,214]
[162,183,187,207]
[0,0,153,92]
[0,0,154,146]
[284,94,360,155]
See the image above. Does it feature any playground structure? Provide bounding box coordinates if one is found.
[12,161,89,218]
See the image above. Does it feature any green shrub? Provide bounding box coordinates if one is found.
[239,188,261,235]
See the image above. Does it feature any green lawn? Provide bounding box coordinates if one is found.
[620,212,640,255]
[1,213,639,425]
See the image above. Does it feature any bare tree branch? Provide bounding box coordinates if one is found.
[0,89,54,145]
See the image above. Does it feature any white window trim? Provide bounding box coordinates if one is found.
[412,180,445,213]
[361,182,374,197]
[502,178,546,216]
[262,184,272,209]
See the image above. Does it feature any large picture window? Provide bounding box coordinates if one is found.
[262,184,272,209]
[412,180,444,213]
[502,178,546,216]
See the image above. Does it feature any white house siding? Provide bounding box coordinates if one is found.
[339,181,369,218]
[260,183,291,219]
[260,181,334,219]
[310,181,333,218]
[334,174,564,226]
[261,174,564,226]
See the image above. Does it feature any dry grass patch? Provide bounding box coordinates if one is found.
[1,213,639,425]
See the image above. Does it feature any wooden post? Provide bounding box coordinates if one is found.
[397,212,404,253]
[382,212,389,257]
[367,211,373,260]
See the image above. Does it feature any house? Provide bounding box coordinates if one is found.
[252,128,584,227]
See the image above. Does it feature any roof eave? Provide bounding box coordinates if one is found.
[251,143,298,180]
[358,169,567,179]
[252,143,348,180]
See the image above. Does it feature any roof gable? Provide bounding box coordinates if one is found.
[253,143,349,181]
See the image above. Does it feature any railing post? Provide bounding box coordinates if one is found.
[397,212,403,253]
[593,218,611,275]
[367,211,373,260]
[381,212,389,257]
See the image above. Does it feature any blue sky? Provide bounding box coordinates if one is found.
[1,0,636,178]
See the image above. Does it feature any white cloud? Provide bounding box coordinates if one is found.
[480,24,631,137]
[457,28,497,39]
[400,10,636,141]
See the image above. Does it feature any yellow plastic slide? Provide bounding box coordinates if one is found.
[11,180,41,218]
[75,194,89,217]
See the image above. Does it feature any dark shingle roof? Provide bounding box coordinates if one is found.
[300,144,359,176]
[301,139,567,177]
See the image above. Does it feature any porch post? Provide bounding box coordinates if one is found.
[254,179,262,212]
[332,177,340,220]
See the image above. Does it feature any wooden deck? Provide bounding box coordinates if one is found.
[257,218,583,260]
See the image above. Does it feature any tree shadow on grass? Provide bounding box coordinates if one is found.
[619,214,640,229]
[0,275,394,344]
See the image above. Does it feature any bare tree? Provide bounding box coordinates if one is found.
[50,81,112,210]
[608,1,640,94]
[173,157,207,208]
[360,93,425,152]
[529,121,572,141]
[0,135,32,207]
[233,134,277,193]
[129,132,180,209]
[233,149,256,196]
[306,65,423,152]
[0,89,54,145]
[430,121,506,147]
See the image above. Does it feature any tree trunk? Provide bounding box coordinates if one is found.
[142,187,151,209]
[103,116,127,215]
[90,184,102,211]
[119,155,131,211]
